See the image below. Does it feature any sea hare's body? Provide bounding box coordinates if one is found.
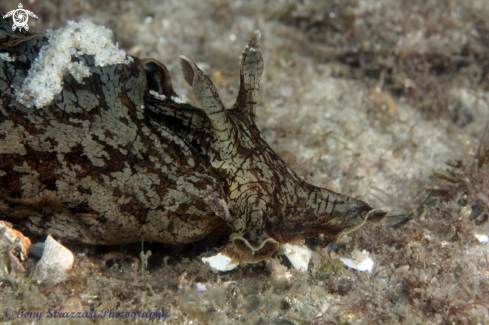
[0,17,387,263]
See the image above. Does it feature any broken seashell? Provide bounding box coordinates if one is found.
[34,235,74,284]
[280,243,312,271]
[339,249,374,272]
[7,251,26,273]
[474,234,489,243]
[202,252,239,272]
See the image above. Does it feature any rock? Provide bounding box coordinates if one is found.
[0,221,32,261]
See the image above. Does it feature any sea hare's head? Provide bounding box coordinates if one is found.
[269,187,388,244]
[178,30,387,264]
[219,187,387,264]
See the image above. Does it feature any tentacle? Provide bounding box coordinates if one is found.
[235,30,264,121]
[179,55,232,145]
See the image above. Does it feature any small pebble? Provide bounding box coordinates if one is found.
[29,242,46,259]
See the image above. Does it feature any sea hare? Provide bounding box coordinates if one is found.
[0,16,387,266]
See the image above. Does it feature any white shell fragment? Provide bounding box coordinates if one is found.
[202,252,239,271]
[281,243,312,271]
[339,250,374,272]
[474,234,489,243]
[195,283,207,292]
[0,221,31,261]
[34,235,74,284]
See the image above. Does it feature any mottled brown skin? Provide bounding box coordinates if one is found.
[0,16,387,264]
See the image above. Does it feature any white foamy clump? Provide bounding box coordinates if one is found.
[172,94,189,104]
[67,61,91,83]
[16,20,133,109]
[149,90,167,100]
